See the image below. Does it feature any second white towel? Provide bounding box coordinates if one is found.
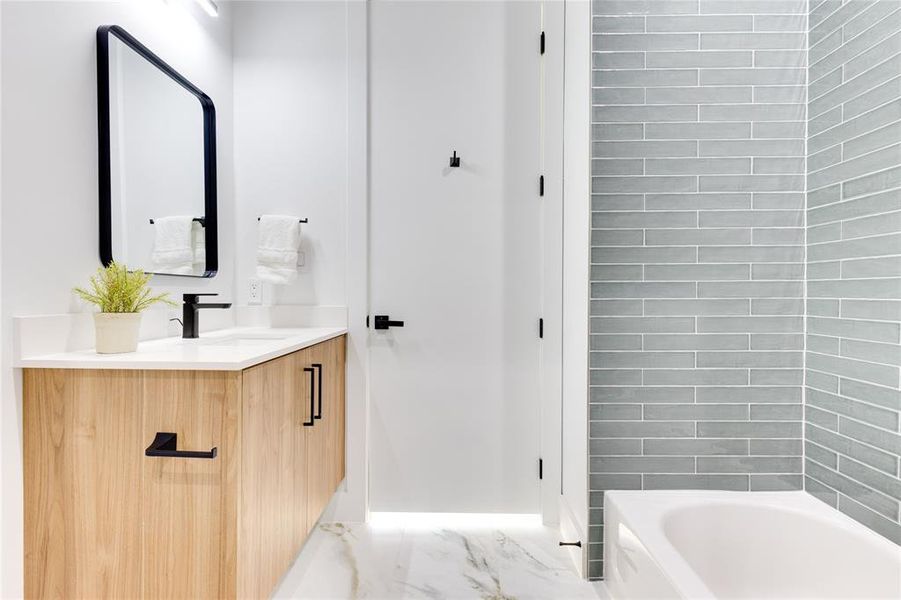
[256,215,302,284]
[151,216,194,274]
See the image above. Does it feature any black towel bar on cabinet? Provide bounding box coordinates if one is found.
[145,432,217,459]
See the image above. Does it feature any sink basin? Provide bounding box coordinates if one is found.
[199,334,291,347]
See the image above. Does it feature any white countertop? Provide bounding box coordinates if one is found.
[16,327,347,371]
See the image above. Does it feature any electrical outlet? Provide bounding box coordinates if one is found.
[248,278,262,305]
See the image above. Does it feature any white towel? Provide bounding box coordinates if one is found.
[256,215,301,284]
[192,221,206,266]
[151,216,194,274]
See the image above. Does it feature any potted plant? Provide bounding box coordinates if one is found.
[74,262,176,354]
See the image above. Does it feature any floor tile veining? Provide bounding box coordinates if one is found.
[274,522,598,599]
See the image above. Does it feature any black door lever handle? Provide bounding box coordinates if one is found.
[374,315,404,330]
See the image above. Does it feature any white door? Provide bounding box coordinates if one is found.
[369,0,543,514]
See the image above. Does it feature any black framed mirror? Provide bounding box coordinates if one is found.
[97,25,218,277]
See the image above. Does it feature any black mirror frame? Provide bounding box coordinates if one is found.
[96,25,218,278]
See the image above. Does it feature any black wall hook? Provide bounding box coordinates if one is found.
[449,150,461,168]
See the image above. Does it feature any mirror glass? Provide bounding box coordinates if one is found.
[98,26,217,277]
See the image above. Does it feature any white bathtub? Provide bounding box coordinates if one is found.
[604,491,901,599]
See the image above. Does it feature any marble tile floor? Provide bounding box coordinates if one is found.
[273,521,602,600]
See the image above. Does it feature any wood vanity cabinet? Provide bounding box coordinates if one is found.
[23,335,346,599]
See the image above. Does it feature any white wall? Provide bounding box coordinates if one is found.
[233,0,349,307]
[560,0,590,571]
[0,2,234,596]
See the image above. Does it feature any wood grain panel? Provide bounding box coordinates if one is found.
[327,336,347,490]
[218,372,242,600]
[292,348,313,551]
[24,369,143,599]
[302,343,331,529]
[141,371,239,600]
[239,355,297,599]
[338,336,347,485]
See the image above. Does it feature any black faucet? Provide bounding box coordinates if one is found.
[181,293,232,339]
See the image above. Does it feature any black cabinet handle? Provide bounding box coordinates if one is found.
[145,432,217,459]
[303,367,315,427]
[312,363,323,420]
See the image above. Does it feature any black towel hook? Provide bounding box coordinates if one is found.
[449,150,461,168]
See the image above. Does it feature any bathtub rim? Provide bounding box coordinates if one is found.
[604,490,901,600]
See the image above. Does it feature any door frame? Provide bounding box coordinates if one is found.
[333,0,369,523]
[540,0,566,526]
[559,0,592,576]
[338,0,567,527]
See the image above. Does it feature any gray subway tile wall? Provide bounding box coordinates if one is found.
[588,0,808,579]
[804,0,901,547]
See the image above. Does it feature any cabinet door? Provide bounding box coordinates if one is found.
[324,336,346,490]
[302,343,332,530]
[141,371,240,600]
[300,336,347,529]
[239,355,299,599]
[291,346,313,550]
[24,369,143,599]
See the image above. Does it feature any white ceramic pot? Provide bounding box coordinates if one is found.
[93,312,142,354]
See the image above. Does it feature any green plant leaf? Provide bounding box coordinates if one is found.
[72,262,177,313]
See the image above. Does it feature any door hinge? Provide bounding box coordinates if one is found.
[539,458,543,480]
[539,318,544,339]
[540,31,546,55]
[539,175,545,197]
